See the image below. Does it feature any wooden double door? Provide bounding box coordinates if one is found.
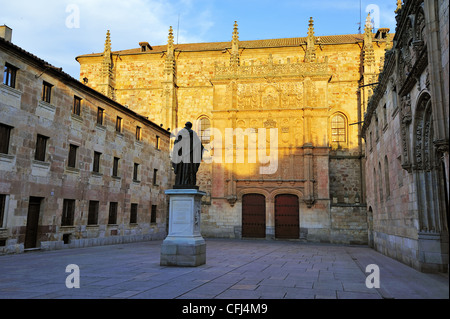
[242,194,299,239]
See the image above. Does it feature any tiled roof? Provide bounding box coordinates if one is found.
[76,33,393,58]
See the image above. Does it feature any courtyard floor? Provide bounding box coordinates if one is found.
[0,238,448,300]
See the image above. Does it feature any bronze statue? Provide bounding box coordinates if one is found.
[171,122,204,189]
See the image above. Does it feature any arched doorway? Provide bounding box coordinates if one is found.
[275,194,299,239]
[414,92,449,271]
[242,194,266,238]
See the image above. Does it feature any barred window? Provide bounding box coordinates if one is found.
[331,114,346,143]
[199,117,211,144]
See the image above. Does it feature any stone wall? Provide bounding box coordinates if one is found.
[0,37,172,254]
[362,0,449,272]
[76,22,391,244]
[330,205,368,245]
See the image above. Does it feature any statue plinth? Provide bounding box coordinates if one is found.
[160,189,206,267]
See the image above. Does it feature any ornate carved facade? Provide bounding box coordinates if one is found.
[77,17,391,244]
[362,0,449,272]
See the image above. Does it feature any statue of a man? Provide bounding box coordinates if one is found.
[171,122,204,189]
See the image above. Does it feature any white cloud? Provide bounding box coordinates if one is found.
[0,0,215,78]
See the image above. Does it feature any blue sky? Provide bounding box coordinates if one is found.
[1,0,398,79]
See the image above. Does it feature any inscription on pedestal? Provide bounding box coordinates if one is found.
[161,189,206,266]
[171,200,191,236]
[173,200,190,224]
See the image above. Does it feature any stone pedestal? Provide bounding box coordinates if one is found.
[160,189,206,267]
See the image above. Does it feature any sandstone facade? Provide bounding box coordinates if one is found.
[362,0,449,272]
[0,30,171,254]
[77,17,391,244]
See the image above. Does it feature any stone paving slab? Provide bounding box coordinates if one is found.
[0,238,448,300]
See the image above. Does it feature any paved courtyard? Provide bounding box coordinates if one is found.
[0,239,448,299]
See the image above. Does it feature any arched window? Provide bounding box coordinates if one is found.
[384,156,390,198]
[373,168,378,204]
[331,114,346,143]
[198,117,211,144]
[378,162,383,202]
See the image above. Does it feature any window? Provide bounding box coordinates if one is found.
[331,114,346,143]
[133,163,139,181]
[0,194,6,228]
[384,156,390,197]
[73,96,81,116]
[375,117,379,140]
[136,126,141,141]
[0,123,12,154]
[68,144,78,168]
[34,134,48,162]
[62,199,75,226]
[153,169,158,186]
[373,168,377,203]
[116,116,122,133]
[108,202,118,224]
[112,157,119,177]
[87,201,99,225]
[3,63,17,88]
[151,205,157,223]
[42,81,52,103]
[155,136,160,150]
[130,203,138,224]
[383,104,387,128]
[199,117,211,144]
[97,107,104,125]
[93,151,101,173]
[392,86,398,111]
[378,162,383,202]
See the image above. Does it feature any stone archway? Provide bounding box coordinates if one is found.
[413,92,449,272]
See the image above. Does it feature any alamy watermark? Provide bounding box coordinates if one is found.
[65,4,80,29]
[365,264,380,289]
[170,126,279,175]
[65,264,80,288]
[366,4,380,30]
